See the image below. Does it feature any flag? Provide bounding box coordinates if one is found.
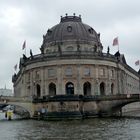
[135,60,139,66]
[14,64,17,71]
[22,40,26,50]
[112,37,119,46]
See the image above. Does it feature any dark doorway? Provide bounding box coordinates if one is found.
[36,84,41,97]
[66,82,74,95]
[83,82,91,95]
[49,83,56,96]
[100,82,105,95]
[111,83,114,95]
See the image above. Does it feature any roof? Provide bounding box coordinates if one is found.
[41,14,102,49]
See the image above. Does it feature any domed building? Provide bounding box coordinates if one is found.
[12,14,140,118]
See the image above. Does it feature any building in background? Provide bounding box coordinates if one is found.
[0,87,13,96]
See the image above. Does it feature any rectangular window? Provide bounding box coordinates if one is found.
[65,67,72,76]
[110,70,114,77]
[27,73,30,82]
[84,67,90,76]
[35,71,40,79]
[100,68,105,76]
[48,69,56,77]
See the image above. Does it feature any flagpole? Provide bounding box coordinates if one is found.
[22,40,26,56]
[137,60,140,70]
[139,62,140,93]
[117,37,119,52]
[25,46,26,56]
[24,40,26,56]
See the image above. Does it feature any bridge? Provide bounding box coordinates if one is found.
[0,97,33,118]
[0,94,140,119]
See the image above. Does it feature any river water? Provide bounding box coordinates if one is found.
[0,117,140,140]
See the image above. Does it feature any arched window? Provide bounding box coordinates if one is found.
[66,82,74,95]
[111,83,114,95]
[100,82,105,95]
[49,83,56,96]
[36,84,41,97]
[83,82,91,95]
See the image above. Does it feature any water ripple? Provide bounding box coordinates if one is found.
[0,118,140,140]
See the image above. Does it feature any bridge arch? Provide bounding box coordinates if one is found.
[0,103,31,118]
[108,97,140,116]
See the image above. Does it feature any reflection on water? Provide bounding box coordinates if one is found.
[0,118,140,140]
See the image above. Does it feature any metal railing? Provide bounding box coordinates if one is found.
[32,94,140,103]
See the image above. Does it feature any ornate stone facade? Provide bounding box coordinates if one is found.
[12,15,140,99]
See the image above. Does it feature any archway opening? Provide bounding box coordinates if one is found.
[49,83,56,96]
[111,83,114,95]
[100,82,105,95]
[36,84,41,97]
[83,82,91,95]
[1,104,30,119]
[66,82,74,95]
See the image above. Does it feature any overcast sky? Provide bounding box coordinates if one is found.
[0,0,140,89]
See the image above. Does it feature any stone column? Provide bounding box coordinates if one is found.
[57,65,63,95]
[91,67,94,95]
[23,74,27,97]
[94,80,99,95]
[116,63,120,94]
[45,69,49,95]
[94,66,99,95]
[41,68,45,96]
[91,79,94,95]
[77,64,82,95]
[107,67,111,95]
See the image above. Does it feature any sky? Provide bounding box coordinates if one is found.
[0,0,140,89]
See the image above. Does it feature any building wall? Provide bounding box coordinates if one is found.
[13,58,140,98]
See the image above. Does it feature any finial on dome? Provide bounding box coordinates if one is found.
[60,13,82,22]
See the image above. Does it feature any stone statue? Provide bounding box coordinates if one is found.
[94,45,97,52]
[30,49,33,59]
[58,45,62,55]
[23,54,27,60]
[40,47,44,54]
[107,46,110,54]
[77,44,80,52]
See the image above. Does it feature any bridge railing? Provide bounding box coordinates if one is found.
[32,94,140,102]
[0,96,32,103]
[0,94,140,103]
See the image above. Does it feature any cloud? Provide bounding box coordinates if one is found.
[0,0,140,89]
